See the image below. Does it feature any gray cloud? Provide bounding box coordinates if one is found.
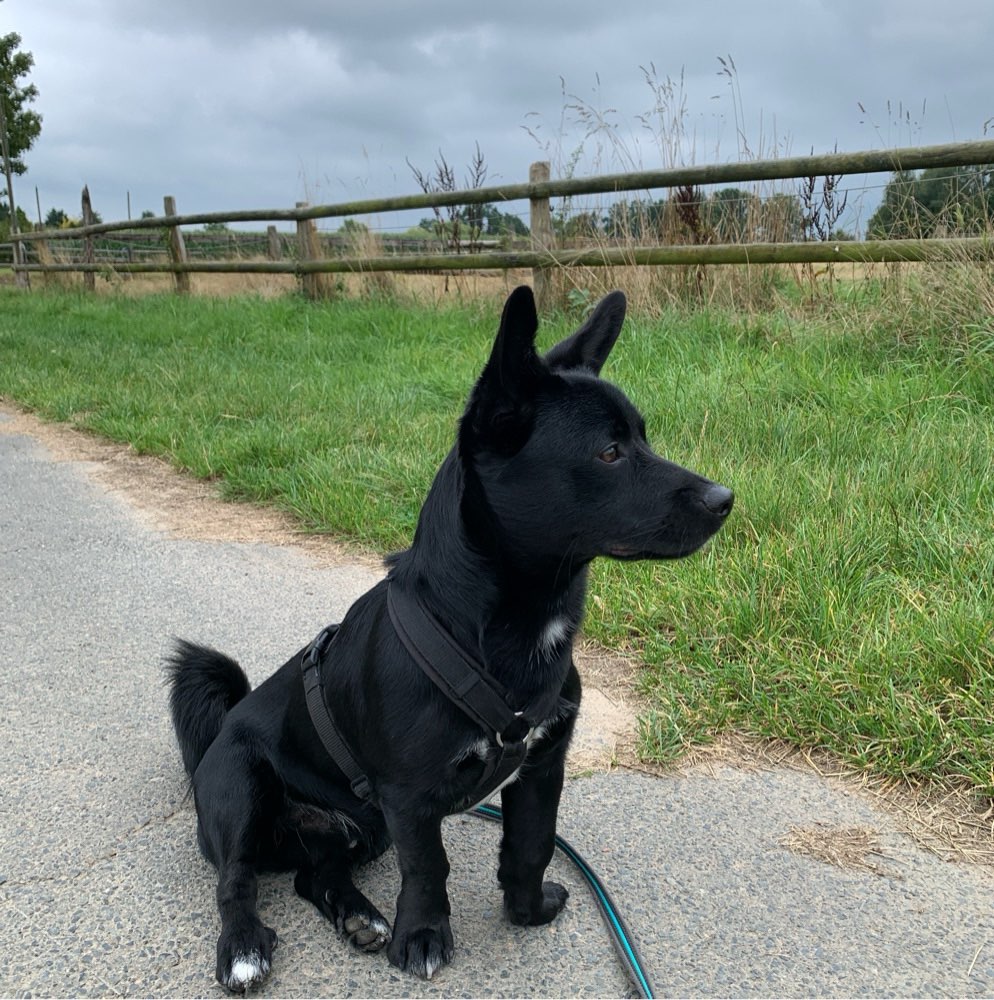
[6,0,993,231]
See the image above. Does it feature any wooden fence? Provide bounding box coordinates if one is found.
[4,139,994,310]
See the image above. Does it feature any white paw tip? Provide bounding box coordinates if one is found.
[226,952,269,989]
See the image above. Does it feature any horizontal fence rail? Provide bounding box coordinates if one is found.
[5,138,994,306]
[11,139,994,243]
[15,237,994,274]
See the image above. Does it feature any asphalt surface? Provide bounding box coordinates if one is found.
[3,409,994,999]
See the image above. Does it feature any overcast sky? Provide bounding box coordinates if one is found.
[5,0,994,234]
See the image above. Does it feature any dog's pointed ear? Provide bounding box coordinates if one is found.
[465,285,543,453]
[544,290,627,375]
[486,284,540,385]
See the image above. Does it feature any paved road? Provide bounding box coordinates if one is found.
[3,410,994,998]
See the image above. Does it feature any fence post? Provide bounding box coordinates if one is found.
[163,196,190,294]
[296,202,330,299]
[81,186,95,292]
[35,234,51,287]
[529,161,554,312]
[267,225,281,261]
[296,202,314,298]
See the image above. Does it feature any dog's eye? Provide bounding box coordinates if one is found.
[598,444,620,464]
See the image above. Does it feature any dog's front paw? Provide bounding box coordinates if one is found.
[216,923,277,992]
[504,880,569,926]
[387,919,454,979]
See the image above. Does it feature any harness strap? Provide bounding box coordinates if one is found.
[387,582,544,806]
[302,585,561,809]
[386,584,531,744]
[300,625,371,801]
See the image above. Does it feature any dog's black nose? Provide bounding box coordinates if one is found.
[702,483,734,518]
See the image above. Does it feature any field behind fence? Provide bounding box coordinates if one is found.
[4,139,994,309]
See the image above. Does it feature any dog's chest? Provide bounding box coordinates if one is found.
[453,721,552,807]
[437,604,578,809]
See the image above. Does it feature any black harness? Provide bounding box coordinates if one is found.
[300,623,370,800]
[300,583,563,805]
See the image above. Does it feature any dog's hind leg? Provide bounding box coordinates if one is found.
[498,668,580,926]
[295,861,392,953]
[213,860,279,991]
[286,802,393,953]
[193,738,281,992]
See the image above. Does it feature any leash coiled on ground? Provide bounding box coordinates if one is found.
[472,803,655,999]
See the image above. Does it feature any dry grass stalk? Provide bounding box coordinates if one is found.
[656,733,994,869]
[778,823,894,877]
[343,224,397,300]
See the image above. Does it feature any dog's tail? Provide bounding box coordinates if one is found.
[164,639,251,777]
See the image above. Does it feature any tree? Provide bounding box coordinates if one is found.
[757,193,804,242]
[867,167,994,238]
[556,211,600,240]
[866,169,918,238]
[479,204,529,237]
[1,32,42,206]
[44,207,68,228]
[416,205,528,241]
[703,188,758,242]
[0,201,28,228]
[602,198,668,239]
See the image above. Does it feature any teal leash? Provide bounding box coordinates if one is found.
[472,803,655,999]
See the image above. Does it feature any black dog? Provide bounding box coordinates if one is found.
[166,286,733,990]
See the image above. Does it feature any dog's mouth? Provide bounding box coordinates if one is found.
[605,544,650,560]
[606,536,713,561]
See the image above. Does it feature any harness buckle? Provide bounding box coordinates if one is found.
[496,711,531,747]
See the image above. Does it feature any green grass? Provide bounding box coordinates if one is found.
[2,288,992,793]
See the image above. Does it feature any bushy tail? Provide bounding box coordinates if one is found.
[164,639,251,776]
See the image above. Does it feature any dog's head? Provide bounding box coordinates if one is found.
[458,285,733,570]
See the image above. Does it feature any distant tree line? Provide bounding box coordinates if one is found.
[867,166,994,238]
[552,185,853,244]
[405,185,855,246]
[414,204,530,239]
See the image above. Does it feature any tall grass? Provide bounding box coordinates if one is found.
[2,284,992,793]
[522,61,829,314]
[523,62,994,323]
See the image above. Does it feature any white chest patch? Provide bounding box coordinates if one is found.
[538,616,570,657]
